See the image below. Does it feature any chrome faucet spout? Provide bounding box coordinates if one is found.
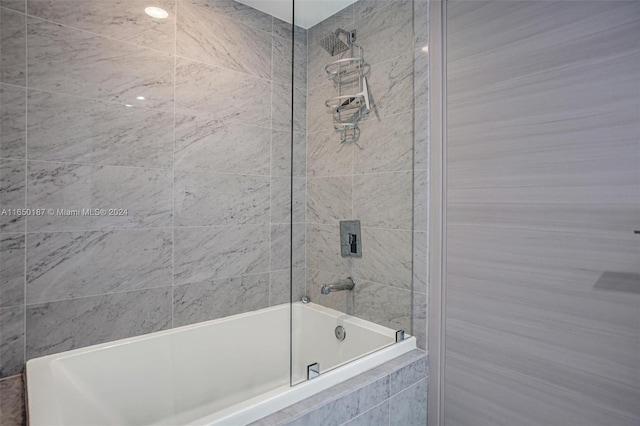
[320,277,356,295]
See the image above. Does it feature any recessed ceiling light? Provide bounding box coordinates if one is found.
[136,96,146,101]
[145,6,169,19]
[125,104,133,107]
[422,45,429,53]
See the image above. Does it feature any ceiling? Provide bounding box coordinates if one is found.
[234,0,358,29]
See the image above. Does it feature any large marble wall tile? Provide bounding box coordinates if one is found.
[367,52,413,119]
[26,229,172,304]
[27,17,174,109]
[1,8,26,86]
[414,0,428,48]
[353,171,412,229]
[306,268,351,313]
[175,115,270,176]
[174,171,270,226]
[355,0,413,66]
[270,268,305,306]
[27,162,172,232]
[389,379,427,425]
[414,107,428,170]
[175,57,270,127]
[343,401,389,426]
[0,306,24,377]
[412,231,427,295]
[413,169,428,232]
[174,225,269,285]
[272,130,306,178]
[272,83,305,134]
[177,0,271,79]
[271,223,305,271]
[27,0,176,53]
[355,111,413,174]
[414,48,429,112]
[307,129,353,177]
[412,290,427,350]
[0,159,25,233]
[0,234,24,308]
[25,287,171,359]
[272,18,307,42]
[389,353,428,395]
[0,1,25,12]
[271,177,305,224]
[173,273,269,327]
[354,281,411,332]
[306,224,351,275]
[0,84,26,159]
[286,375,389,426]
[198,0,273,33]
[306,80,335,135]
[273,33,307,88]
[353,227,412,290]
[28,90,173,168]
[354,0,403,21]
[0,375,25,425]
[306,177,352,225]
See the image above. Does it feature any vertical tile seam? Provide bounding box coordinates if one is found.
[269,15,273,306]
[23,0,29,368]
[171,0,178,329]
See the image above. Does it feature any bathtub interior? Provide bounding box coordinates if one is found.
[27,302,403,425]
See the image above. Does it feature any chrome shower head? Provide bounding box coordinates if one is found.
[319,29,356,56]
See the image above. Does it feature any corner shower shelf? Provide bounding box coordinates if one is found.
[324,57,365,78]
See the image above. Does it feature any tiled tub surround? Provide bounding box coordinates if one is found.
[0,0,307,397]
[303,0,429,348]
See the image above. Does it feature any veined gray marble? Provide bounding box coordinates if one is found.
[306,268,350,313]
[414,46,429,113]
[306,224,351,276]
[353,171,412,230]
[27,162,173,232]
[273,33,307,89]
[389,355,427,396]
[353,227,412,290]
[0,234,24,308]
[355,111,414,174]
[412,231,428,295]
[271,223,305,271]
[343,402,389,426]
[175,115,271,176]
[194,0,272,34]
[389,379,427,426]
[173,274,269,327]
[271,130,306,178]
[366,52,414,119]
[174,171,270,227]
[355,0,413,66]
[413,169,428,232]
[414,107,428,170]
[0,1,24,12]
[27,90,174,168]
[354,281,411,332]
[0,84,26,159]
[286,375,389,426]
[25,287,171,359]
[411,290,426,350]
[173,225,269,285]
[0,306,24,377]
[272,83,305,134]
[0,375,25,425]
[0,159,25,233]
[414,0,428,48]
[1,7,26,86]
[26,229,172,304]
[306,177,352,225]
[354,0,403,21]
[271,177,305,224]
[177,0,271,79]
[306,129,353,177]
[306,80,335,135]
[27,17,174,109]
[27,0,176,53]
[270,268,305,306]
[175,57,271,127]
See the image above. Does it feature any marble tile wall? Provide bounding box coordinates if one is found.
[303,0,429,349]
[0,0,307,397]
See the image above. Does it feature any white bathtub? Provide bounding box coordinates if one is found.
[27,302,416,425]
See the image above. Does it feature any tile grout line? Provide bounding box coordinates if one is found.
[170,0,178,330]
[269,16,273,307]
[23,0,28,368]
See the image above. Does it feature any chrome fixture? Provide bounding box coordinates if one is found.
[340,220,362,257]
[321,277,356,295]
[335,325,346,341]
[301,296,310,304]
[307,362,320,380]
[319,29,356,56]
[396,330,405,343]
